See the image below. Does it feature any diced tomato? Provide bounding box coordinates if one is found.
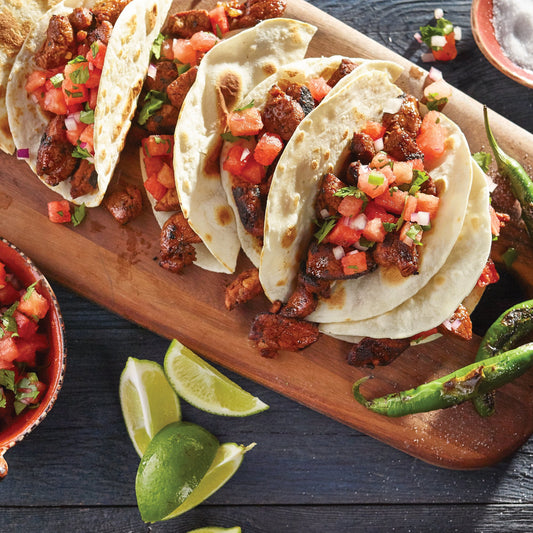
[477,258,499,287]
[67,102,84,114]
[209,5,229,35]
[86,40,107,70]
[156,162,175,188]
[362,121,386,141]
[223,143,250,176]
[18,289,49,320]
[338,196,364,217]
[432,32,457,61]
[357,167,389,199]
[16,333,48,366]
[370,151,395,169]
[0,263,5,289]
[227,107,263,137]
[341,251,368,276]
[489,204,501,237]
[43,87,68,115]
[0,337,19,364]
[143,154,165,177]
[144,174,167,201]
[402,195,418,223]
[253,132,283,166]
[325,218,362,247]
[190,31,218,52]
[375,188,408,214]
[362,217,386,243]
[25,70,47,93]
[88,88,98,110]
[417,110,446,166]
[306,77,331,102]
[0,282,19,306]
[66,121,87,147]
[364,201,397,223]
[79,123,94,154]
[77,43,90,57]
[142,135,174,157]
[416,192,439,219]
[85,66,101,89]
[241,157,266,185]
[48,200,71,223]
[411,158,424,171]
[31,89,47,111]
[13,311,39,339]
[392,161,414,185]
[62,62,90,106]
[172,39,197,65]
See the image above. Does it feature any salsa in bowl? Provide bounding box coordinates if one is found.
[0,238,66,477]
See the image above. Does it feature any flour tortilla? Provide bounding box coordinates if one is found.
[220,57,404,268]
[319,159,492,340]
[174,18,317,274]
[260,68,474,324]
[0,0,61,154]
[6,0,172,206]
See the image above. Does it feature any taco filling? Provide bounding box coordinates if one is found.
[24,1,130,199]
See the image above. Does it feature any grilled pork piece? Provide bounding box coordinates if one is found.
[373,233,419,277]
[144,104,180,134]
[315,173,343,218]
[261,85,305,141]
[327,58,358,88]
[437,304,473,341]
[232,180,265,238]
[155,187,180,212]
[350,132,376,165]
[284,82,315,115]
[93,0,131,24]
[145,61,179,93]
[225,268,263,310]
[163,10,211,38]
[104,185,143,224]
[35,15,76,69]
[231,0,287,29]
[280,270,331,319]
[167,66,198,110]
[70,159,97,199]
[347,337,411,368]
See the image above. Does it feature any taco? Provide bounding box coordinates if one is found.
[219,57,403,268]
[6,0,172,207]
[139,15,316,273]
[250,67,491,357]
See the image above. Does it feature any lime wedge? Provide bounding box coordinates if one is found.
[119,357,181,457]
[186,528,242,533]
[136,421,219,523]
[163,339,269,416]
[164,442,256,520]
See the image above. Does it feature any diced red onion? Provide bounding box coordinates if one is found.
[65,113,80,131]
[320,208,330,219]
[147,63,157,79]
[434,8,444,19]
[454,26,462,41]
[332,245,345,260]
[421,52,436,63]
[410,211,430,226]
[374,137,384,152]
[79,141,88,149]
[431,35,447,48]
[428,66,443,81]
[383,97,403,114]
[16,148,29,159]
[413,32,422,44]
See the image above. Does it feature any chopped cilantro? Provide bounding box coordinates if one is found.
[426,93,448,111]
[68,55,88,64]
[50,73,64,88]
[72,142,93,160]
[137,90,167,126]
[150,33,165,61]
[90,41,99,58]
[420,18,454,50]
[314,216,338,244]
[234,100,255,112]
[334,186,369,209]
[502,247,518,268]
[80,108,94,124]
[1,302,19,338]
[69,64,89,85]
[0,369,15,392]
[473,151,492,173]
[215,24,223,39]
[220,131,251,142]
[64,89,83,98]
[176,63,191,75]
[0,389,5,409]
[14,372,41,415]
[406,223,424,245]
[72,203,87,227]
[359,237,375,248]
[409,170,429,194]
[383,222,397,232]
[22,281,37,301]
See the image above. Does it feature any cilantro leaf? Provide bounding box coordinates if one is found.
[383,222,397,232]
[420,18,454,49]
[426,93,448,111]
[0,369,15,392]
[334,186,369,209]
[1,302,19,338]
[406,223,424,245]
[150,33,165,61]
[80,108,94,124]
[90,41,99,58]
[0,389,5,409]
[137,90,167,126]
[234,100,255,112]
[472,151,492,173]
[72,142,93,160]
[220,131,251,142]
[72,203,87,227]
[50,73,64,88]
[177,63,190,75]
[68,55,88,64]
[23,281,37,301]
[409,170,430,195]
[69,64,89,85]
[314,216,338,244]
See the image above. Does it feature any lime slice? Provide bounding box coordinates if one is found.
[163,339,269,416]
[119,357,181,457]
[136,421,219,523]
[164,442,256,520]
[186,528,242,533]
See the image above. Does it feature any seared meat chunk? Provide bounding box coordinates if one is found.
[382,94,422,137]
[69,8,94,31]
[437,304,473,341]
[373,233,419,277]
[249,312,319,357]
[93,0,130,24]
[284,82,314,115]
[144,104,180,134]
[345,161,361,186]
[163,10,211,38]
[351,132,376,164]
[383,125,424,161]
[327,58,358,87]
[315,172,343,218]
[347,337,411,368]
[225,267,263,310]
[155,187,180,212]
[145,61,179,93]
[231,0,287,29]
[280,270,331,319]
[35,15,76,69]
[261,85,305,141]
[167,66,198,110]
[87,20,113,45]
[232,180,265,237]
[70,159,97,199]
[104,185,143,224]
[37,116,79,185]
[159,212,201,273]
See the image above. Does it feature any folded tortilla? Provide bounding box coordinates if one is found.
[260,67,475,324]
[6,0,172,206]
[173,18,317,274]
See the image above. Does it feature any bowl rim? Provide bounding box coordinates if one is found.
[471,0,533,89]
[0,237,66,470]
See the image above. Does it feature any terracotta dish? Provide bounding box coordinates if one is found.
[0,238,66,477]
[471,0,533,89]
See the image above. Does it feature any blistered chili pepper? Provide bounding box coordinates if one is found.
[473,299,533,416]
[484,106,533,240]
[353,342,533,417]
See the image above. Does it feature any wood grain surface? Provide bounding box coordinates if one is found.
[1,0,533,471]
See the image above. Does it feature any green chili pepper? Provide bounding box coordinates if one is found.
[483,106,533,239]
[353,343,533,417]
[472,299,533,417]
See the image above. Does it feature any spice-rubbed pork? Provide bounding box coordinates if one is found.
[225,267,263,310]
[261,85,306,141]
[104,185,143,224]
[373,233,419,277]
[347,337,411,368]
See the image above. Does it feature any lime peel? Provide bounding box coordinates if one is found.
[163,339,269,416]
[186,528,242,533]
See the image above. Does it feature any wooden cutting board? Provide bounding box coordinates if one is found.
[2,0,533,469]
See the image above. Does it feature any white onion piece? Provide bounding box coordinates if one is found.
[332,245,345,260]
[434,8,444,19]
[65,114,80,131]
[348,213,367,231]
[240,147,251,161]
[383,97,403,114]
[320,208,330,219]
[147,63,157,79]
[410,211,430,226]
[421,52,436,63]
[428,66,443,81]
[374,137,384,152]
[354,241,369,251]
[30,93,38,104]
[431,35,447,48]
[413,32,422,44]
[454,26,462,40]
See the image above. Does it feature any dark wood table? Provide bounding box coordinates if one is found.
[2,1,533,531]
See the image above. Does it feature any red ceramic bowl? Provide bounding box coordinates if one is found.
[471,0,533,89]
[0,238,66,477]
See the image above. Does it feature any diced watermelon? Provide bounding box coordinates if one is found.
[18,289,49,320]
[0,337,19,364]
[156,162,175,189]
[79,123,94,154]
[48,200,71,223]
[362,217,386,243]
[338,196,364,217]
[15,334,48,366]
[416,192,439,219]
[364,201,397,223]
[417,110,446,165]
[25,70,47,93]
[143,154,165,177]
[253,132,283,166]
[0,283,19,306]
[362,121,386,141]
[62,62,89,106]
[370,151,394,169]
[432,32,457,61]
[306,77,331,102]
[223,143,251,176]
[227,107,263,137]
[392,161,414,185]
[142,135,173,157]
[209,5,229,35]
[374,188,408,214]
[357,167,389,199]
[402,195,418,223]
[341,251,368,276]
[43,87,68,115]
[241,157,266,185]
[86,40,107,70]
[172,39,197,65]
[325,218,362,247]
[13,311,39,339]
[190,31,218,52]
[144,174,167,201]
